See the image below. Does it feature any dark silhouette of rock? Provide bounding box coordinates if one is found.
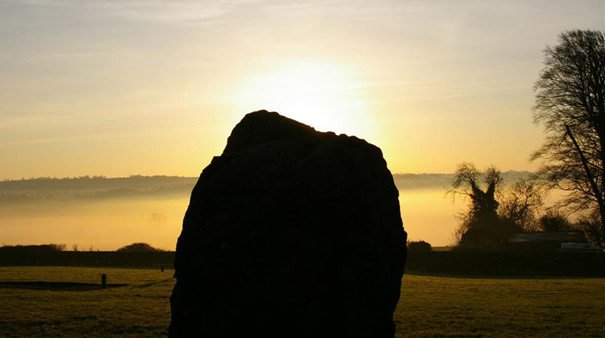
[170,110,407,338]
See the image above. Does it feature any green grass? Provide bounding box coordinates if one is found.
[0,267,603,337]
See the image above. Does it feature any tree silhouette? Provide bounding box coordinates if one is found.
[449,163,508,248]
[449,163,543,248]
[532,30,605,245]
[498,179,544,231]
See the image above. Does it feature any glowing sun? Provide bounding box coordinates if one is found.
[234,61,370,136]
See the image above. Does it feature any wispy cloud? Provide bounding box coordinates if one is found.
[2,0,260,23]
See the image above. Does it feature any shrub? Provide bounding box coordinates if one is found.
[116,242,162,252]
[0,244,66,252]
[539,211,573,232]
[575,210,603,246]
[407,240,432,252]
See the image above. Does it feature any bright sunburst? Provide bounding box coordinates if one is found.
[233,61,370,136]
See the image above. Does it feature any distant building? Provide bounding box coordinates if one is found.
[560,242,603,253]
[507,231,588,251]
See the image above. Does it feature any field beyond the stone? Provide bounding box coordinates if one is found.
[0,266,603,337]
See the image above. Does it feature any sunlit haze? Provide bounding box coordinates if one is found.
[2,0,603,179]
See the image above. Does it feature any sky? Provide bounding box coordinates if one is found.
[1,0,604,179]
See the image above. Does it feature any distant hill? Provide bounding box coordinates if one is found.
[0,175,198,203]
[0,172,533,203]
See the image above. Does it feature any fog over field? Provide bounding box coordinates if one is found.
[0,172,533,250]
[0,176,195,251]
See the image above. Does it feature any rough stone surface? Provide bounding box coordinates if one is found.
[170,110,407,338]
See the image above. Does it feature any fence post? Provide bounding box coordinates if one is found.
[101,274,107,289]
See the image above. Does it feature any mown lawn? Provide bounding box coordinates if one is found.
[395,273,604,337]
[0,267,173,337]
[0,266,603,337]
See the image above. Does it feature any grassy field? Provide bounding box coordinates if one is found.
[395,273,604,337]
[0,267,603,337]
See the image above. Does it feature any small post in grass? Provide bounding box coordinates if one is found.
[160,265,165,272]
[101,274,107,289]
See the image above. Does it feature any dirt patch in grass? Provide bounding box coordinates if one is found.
[0,281,128,291]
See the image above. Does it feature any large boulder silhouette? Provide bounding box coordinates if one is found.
[170,110,407,338]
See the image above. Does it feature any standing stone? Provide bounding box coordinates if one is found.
[170,110,407,338]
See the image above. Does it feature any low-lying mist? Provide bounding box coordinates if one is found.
[0,172,534,249]
[0,176,195,251]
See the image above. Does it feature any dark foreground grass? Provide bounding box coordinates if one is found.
[0,267,603,337]
[395,273,604,337]
[0,267,173,337]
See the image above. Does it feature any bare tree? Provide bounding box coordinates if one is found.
[532,30,605,245]
[499,180,544,231]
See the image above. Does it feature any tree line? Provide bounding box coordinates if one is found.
[0,242,166,253]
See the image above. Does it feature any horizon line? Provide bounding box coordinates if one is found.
[0,170,536,182]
